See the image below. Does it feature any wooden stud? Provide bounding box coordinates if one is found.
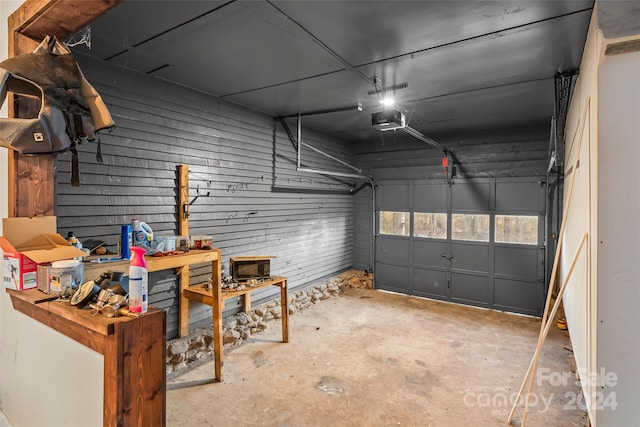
[177,164,190,337]
[178,164,189,236]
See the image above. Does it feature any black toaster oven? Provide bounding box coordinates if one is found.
[230,256,275,281]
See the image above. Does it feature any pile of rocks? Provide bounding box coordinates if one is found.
[166,269,373,378]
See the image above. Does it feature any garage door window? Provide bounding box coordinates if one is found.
[379,211,410,236]
[495,215,538,245]
[414,212,447,239]
[452,213,489,242]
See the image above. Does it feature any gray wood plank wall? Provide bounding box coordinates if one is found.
[55,55,357,338]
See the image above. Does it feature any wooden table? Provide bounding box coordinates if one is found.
[183,276,289,382]
[83,248,222,339]
[7,289,166,427]
[84,249,288,382]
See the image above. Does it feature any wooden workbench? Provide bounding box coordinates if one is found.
[83,248,222,339]
[85,249,289,382]
[6,289,166,427]
[183,276,289,382]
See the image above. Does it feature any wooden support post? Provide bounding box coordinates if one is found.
[177,164,190,337]
[7,32,54,217]
[178,164,189,236]
[243,293,252,312]
[212,250,223,382]
[6,0,123,218]
[280,279,289,343]
[178,265,190,338]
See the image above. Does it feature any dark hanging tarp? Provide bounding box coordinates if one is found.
[0,35,115,185]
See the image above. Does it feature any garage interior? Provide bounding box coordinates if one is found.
[0,1,639,426]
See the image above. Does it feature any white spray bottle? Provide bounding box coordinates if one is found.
[128,246,148,313]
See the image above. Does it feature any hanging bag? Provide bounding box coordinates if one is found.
[0,35,115,185]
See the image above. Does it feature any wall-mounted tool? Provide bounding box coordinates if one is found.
[189,184,211,206]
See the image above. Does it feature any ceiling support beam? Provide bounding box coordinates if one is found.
[9,0,122,42]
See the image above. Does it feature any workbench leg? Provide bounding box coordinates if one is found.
[280,279,289,343]
[243,293,251,312]
[178,265,190,337]
[212,256,223,382]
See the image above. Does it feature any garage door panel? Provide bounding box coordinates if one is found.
[376,263,409,294]
[413,240,448,268]
[374,178,544,316]
[413,268,448,298]
[376,237,410,264]
[452,182,491,210]
[494,278,543,315]
[414,183,447,211]
[496,182,541,212]
[378,182,410,209]
[451,273,489,306]
[451,243,489,272]
[495,246,538,278]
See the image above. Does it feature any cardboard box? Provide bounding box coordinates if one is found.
[1,217,86,291]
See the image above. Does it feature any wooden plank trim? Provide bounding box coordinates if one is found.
[178,164,189,236]
[8,0,123,42]
[83,249,220,277]
[7,289,112,353]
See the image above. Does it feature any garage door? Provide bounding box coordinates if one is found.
[375,178,545,316]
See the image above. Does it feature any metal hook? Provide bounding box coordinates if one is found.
[189,184,211,206]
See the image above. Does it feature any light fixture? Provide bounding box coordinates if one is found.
[380,95,395,108]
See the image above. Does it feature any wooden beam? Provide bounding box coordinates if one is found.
[178,164,189,236]
[6,0,123,217]
[177,164,190,337]
[8,0,122,43]
[10,153,56,217]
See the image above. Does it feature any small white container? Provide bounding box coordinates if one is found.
[165,236,176,252]
[49,259,83,296]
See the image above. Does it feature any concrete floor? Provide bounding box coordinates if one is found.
[167,287,589,427]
